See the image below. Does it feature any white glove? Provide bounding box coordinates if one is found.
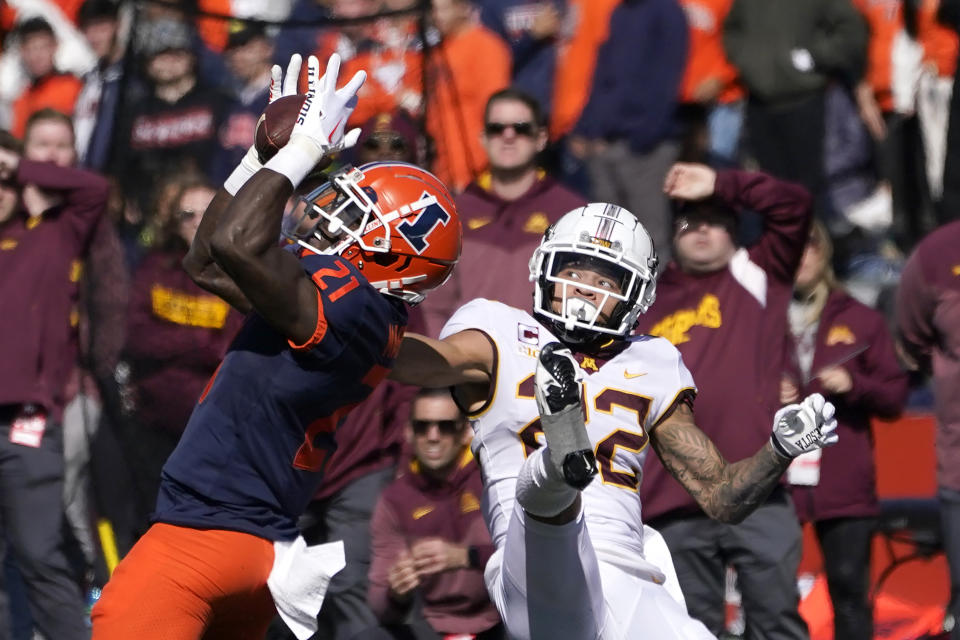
[264,54,366,188]
[790,48,814,73]
[534,343,583,416]
[269,53,303,104]
[533,343,596,489]
[224,54,304,195]
[770,393,839,459]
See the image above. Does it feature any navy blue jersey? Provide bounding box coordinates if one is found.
[154,250,408,540]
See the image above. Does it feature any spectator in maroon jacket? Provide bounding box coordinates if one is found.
[22,108,129,578]
[364,388,502,640]
[355,110,421,166]
[0,128,109,640]
[896,220,960,640]
[782,220,908,640]
[635,162,813,639]
[121,175,243,534]
[419,89,586,338]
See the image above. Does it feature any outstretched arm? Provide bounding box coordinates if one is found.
[209,170,318,342]
[390,330,494,388]
[651,404,789,524]
[651,394,836,524]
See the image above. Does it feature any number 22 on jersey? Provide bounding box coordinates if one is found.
[516,374,651,491]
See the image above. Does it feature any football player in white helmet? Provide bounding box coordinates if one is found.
[391,201,837,640]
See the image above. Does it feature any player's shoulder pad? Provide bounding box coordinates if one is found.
[440,298,516,340]
[628,333,685,363]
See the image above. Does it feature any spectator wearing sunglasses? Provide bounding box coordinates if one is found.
[365,388,503,640]
[419,89,585,338]
[121,176,243,535]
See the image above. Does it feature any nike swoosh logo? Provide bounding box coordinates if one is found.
[624,371,647,379]
[327,116,345,143]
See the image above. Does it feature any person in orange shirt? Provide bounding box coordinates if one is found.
[549,0,618,142]
[548,0,618,195]
[344,0,425,127]
[678,0,744,165]
[425,0,511,192]
[852,0,935,249]
[916,0,958,218]
[10,17,82,138]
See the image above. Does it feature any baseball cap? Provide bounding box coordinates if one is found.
[225,21,268,50]
[356,111,420,162]
[139,18,193,58]
[672,199,738,237]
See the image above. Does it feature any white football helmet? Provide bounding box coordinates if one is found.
[529,203,658,343]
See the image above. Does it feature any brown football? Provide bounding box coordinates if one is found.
[255,94,307,163]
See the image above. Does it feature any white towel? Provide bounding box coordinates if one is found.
[267,537,346,640]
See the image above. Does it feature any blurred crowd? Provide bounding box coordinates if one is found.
[1,0,959,638]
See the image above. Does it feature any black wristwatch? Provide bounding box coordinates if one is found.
[467,545,480,569]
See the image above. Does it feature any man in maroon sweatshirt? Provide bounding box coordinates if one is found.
[419,88,585,338]
[0,131,109,640]
[896,220,960,640]
[635,162,813,639]
[365,388,501,640]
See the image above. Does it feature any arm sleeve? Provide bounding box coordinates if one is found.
[714,169,813,284]
[84,216,130,379]
[843,313,910,419]
[367,495,413,624]
[439,298,498,340]
[649,340,698,428]
[16,160,109,250]
[895,248,937,366]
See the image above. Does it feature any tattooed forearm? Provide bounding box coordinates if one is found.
[650,404,791,523]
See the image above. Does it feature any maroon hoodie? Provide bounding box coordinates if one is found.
[419,172,586,338]
[635,169,812,520]
[368,450,499,635]
[124,246,244,435]
[897,220,960,492]
[0,160,108,420]
[787,290,909,522]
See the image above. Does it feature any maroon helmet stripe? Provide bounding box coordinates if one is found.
[593,204,620,241]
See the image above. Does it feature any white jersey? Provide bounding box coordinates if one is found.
[440,299,696,575]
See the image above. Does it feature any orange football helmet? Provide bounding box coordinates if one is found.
[284,162,461,304]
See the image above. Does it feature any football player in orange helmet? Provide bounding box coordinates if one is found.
[92,54,461,639]
[284,161,460,304]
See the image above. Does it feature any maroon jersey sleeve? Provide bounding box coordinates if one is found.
[16,159,109,250]
[896,246,937,368]
[714,169,813,284]
[844,308,909,419]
